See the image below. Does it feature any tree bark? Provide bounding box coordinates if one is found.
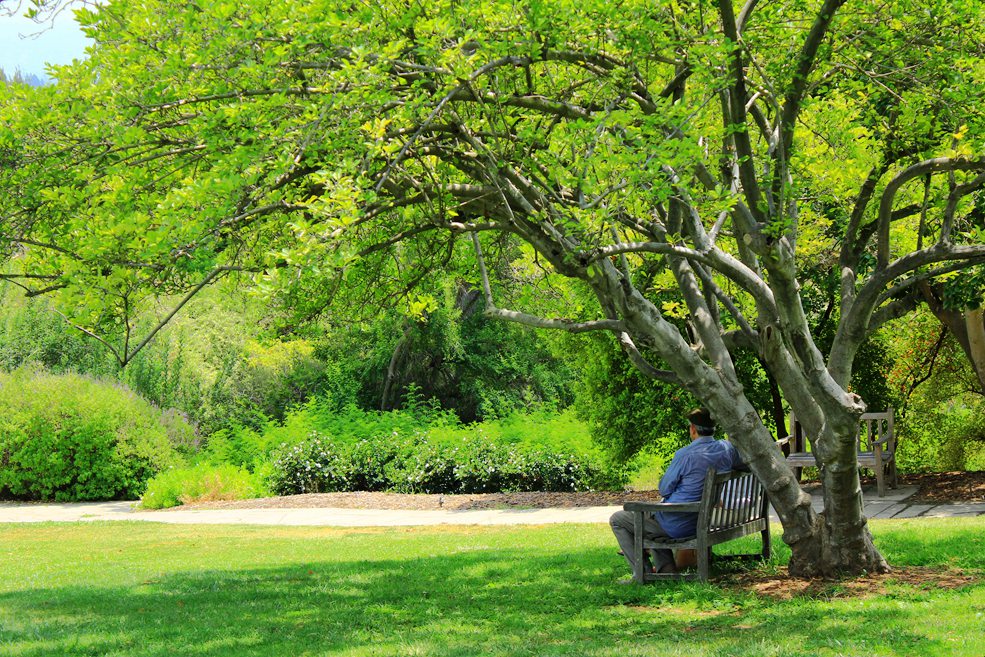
[920,284,985,394]
[792,414,890,576]
[581,258,884,577]
[381,324,412,411]
[965,308,985,394]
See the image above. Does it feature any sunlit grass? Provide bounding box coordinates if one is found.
[0,517,982,656]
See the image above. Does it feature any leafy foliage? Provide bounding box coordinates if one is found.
[141,462,268,509]
[572,333,693,463]
[0,368,182,501]
[266,430,624,497]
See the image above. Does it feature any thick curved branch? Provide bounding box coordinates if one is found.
[875,258,985,309]
[484,308,624,333]
[876,157,985,269]
[591,241,776,314]
[942,172,985,243]
[616,332,681,384]
[470,232,621,334]
[832,244,985,379]
[737,0,761,32]
[869,292,921,334]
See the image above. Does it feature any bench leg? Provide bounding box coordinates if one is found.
[696,540,710,582]
[632,512,646,584]
[761,528,771,561]
[875,463,886,497]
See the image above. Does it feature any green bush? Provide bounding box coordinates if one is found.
[390,439,461,494]
[0,368,181,501]
[140,463,268,509]
[264,431,626,495]
[345,437,406,491]
[267,432,352,494]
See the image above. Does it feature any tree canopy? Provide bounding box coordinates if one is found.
[1,0,984,576]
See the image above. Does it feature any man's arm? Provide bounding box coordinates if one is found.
[659,451,686,498]
[727,440,748,471]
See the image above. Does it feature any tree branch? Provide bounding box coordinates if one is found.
[778,0,847,158]
[470,232,622,334]
[942,172,985,243]
[717,0,767,223]
[616,332,681,384]
[876,157,985,270]
[119,267,230,366]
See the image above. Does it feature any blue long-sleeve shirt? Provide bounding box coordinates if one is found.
[655,436,742,538]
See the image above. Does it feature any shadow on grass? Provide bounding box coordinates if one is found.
[1,538,978,657]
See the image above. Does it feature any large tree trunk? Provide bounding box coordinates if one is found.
[790,416,889,576]
[707,392,889,577]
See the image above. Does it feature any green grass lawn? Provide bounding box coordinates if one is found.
[1,518,982,657]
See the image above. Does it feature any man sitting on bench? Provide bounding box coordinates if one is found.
[610,408,743,577]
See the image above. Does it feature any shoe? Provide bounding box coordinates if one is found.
[656,563,678,575]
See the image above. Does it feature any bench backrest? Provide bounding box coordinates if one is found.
[857,410,896,453]
[788,408,896,454]
[696,469,769,535]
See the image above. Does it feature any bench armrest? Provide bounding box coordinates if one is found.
[869,436,894,448]
[775,435,792,448]
[623,501,702,514]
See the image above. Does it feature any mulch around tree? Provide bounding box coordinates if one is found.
[719,566,979,600]
[899,471,985,504]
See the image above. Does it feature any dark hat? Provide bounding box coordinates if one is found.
[688,408,715,435]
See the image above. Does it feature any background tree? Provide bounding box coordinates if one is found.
[2,0,984,577]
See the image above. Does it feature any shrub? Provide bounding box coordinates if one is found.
[0,368,181,501]
[199,423,276,470]
[264,429,627,496]
[388,439,460,494]
[452,440,518,493]
[346,436,406,491]
[267,432,351,494]
[897,400,985,472]
[141,463,268,509]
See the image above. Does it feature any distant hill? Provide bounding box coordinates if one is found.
[0,68,46,87]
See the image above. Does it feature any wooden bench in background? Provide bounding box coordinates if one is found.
[623,468,771,583]
[778,409,898,496]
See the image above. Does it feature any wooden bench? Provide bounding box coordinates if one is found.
[778,409,898,497]
[623,468,771,583]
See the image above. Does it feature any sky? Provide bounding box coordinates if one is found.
[0,4,90,80]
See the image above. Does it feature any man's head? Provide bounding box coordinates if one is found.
[687,408,715,439]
